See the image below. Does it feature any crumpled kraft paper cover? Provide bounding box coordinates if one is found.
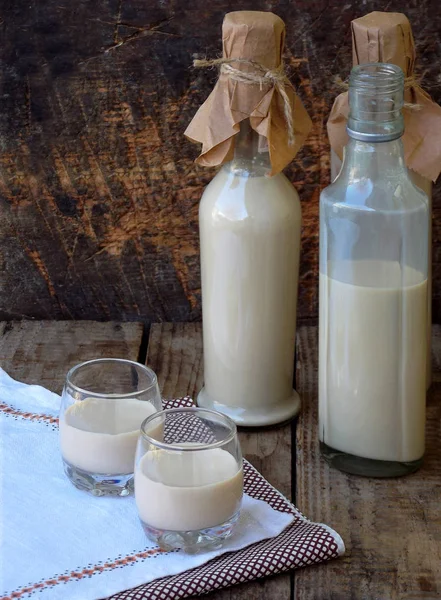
[327,11,441,182]
[184,11,312,176]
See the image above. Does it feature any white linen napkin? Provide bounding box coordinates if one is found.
[0,368,294,600]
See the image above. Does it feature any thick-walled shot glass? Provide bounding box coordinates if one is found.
[60,358,162,496]
[135,408,243,552]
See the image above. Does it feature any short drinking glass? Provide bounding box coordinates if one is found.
[135,408,243,552]
[60,358,162,496]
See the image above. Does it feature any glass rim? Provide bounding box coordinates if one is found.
[140,407,238,451]
[66,358,158,399]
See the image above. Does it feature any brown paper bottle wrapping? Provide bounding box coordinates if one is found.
[185,11,312,176]
[328,12,441,183]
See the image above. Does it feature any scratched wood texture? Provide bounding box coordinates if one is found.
[146,322,294,599]
[0,320,143,391]
[295,325,441,600]
[1,0,441,323]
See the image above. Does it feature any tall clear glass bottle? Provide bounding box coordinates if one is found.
[197,119,302,426]
[328,11,435,391]
[319,64,429,477]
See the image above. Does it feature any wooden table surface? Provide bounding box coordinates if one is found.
[1,320,440,600]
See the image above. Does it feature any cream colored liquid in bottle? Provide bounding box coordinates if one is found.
[197,121,301,426]
[331,143,432,393]
[319,262,427,463]
[320,63,429,478]
[327,11,440,390]
[184,11,312,427]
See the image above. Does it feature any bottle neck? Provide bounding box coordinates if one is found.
[229,119,271,176]
[347,63,404,143]
[339,137,407,180]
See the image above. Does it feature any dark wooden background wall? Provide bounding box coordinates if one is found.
[1,0,440,324]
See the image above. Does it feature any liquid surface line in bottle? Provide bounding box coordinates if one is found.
[319,63,429,477]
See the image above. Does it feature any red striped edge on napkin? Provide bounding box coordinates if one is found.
[110,397,344,600]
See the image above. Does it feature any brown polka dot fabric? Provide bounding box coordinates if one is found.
[1,395,343,600]
[108,399,344,600]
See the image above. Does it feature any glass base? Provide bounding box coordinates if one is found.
[140,511,240,554]
[62,459,134,496]
[320,442,423,478]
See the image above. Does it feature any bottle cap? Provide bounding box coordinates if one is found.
[185,11,312,176]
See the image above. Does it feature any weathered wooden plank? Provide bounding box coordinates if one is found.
[146,322,204,399]
[295,325,441,600]
[0,320,143,392]
[1,0,440,325]
[146,322,293,599]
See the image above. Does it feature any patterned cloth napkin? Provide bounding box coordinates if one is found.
[0,368,344,600]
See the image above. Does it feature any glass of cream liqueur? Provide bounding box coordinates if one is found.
[135,408,243,553]
[59,358,162,497]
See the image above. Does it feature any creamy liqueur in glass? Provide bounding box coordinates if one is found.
[60,397,161,475]
[59,358,162,496]
[135,408,243,552]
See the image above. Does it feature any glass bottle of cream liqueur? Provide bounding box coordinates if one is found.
[328,11,441,390]
[185,12,312,427]
[320,64,429,477]
[197,119,302,426]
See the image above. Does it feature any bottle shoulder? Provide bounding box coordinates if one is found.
[321,171,429,214]
[200,166,301,224]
